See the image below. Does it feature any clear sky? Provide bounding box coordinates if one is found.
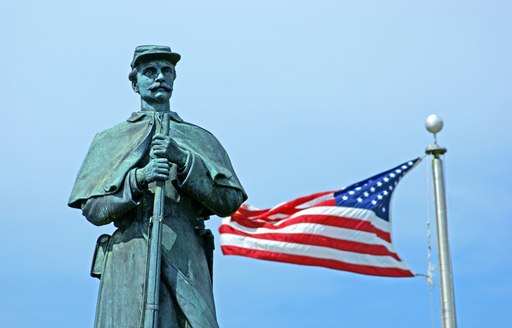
[1,1,510,327]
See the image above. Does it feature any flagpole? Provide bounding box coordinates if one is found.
[425,114,457,328]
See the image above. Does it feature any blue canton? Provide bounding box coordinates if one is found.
[334,158,421,221]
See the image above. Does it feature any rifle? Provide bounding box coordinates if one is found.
[143,112,171,328]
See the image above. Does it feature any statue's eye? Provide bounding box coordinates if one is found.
[143,67,157,77]
[162,67,172,75]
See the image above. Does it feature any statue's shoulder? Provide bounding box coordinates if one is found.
[92,113,150,143]
[68,113,152,208]
[175,117,246,196]
[174,119,225,147]
[97,119,130,134]
[181,120,218,137]
[92,121,127,140]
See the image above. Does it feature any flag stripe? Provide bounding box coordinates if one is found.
[235,206,390,233]
[221,245,414,277]
[219,225,402,260]
[222,220,394,252]
[221,234,410,271]
[230,212,391,243]
[235,191,335,220]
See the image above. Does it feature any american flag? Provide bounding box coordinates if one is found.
[219,158,421,277]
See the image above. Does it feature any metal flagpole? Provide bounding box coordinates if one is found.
[424,114,457,328]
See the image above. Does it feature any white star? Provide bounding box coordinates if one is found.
[382,207,386,212]
[408,161,413,166]
[377,182,382,187]
[357,197,363,202]
[349,191,355,195]
[396,169,401,173]
[389,186,393,190]
[355,187,362,191]
[383,191,389,196]
[342,196,348,201]
[370,187,376,192]
[384,178,389,182]
[364,192,369,197]
[402,165,408,170]
[378,195,383,200]
[390,173,395,178]
[371,200,377,205]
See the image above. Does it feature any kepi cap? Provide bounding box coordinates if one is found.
[131,45,181,68]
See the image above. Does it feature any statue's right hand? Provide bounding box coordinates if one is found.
[136,158,170,186]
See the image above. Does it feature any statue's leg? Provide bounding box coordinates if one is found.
[159,279,189,327]
[94,233,147,328]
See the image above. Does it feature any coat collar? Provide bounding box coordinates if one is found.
[127,110,184,123]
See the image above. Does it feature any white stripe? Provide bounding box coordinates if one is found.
[267,213,289,220]
[234,206,390,234]
[295,193,334,209]
[220,234,410,270]
[223,221,396,253]
[287,206,390,232]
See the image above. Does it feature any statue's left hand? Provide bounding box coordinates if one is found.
[151,134,188,167]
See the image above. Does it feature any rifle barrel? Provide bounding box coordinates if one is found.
[143,113,171,328]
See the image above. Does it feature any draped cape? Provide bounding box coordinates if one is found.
[68,111,246,209]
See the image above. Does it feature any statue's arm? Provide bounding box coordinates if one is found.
[177,152,244,217]
[81,169,142,226]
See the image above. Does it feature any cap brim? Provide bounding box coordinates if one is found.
[132,51,181,67]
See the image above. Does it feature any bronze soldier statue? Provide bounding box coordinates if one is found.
[68,45,247,328]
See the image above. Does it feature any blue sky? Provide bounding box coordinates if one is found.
[1,1,511,327]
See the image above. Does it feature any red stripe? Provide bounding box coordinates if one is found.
[262,191,335,215]
[233,209,287,223]
[234,206,268,217]
[234,191,335,220]
[221,245,414,277]
[219,224,401,260]
[229,214,392,243]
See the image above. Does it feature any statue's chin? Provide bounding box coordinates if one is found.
[143,93,172,104]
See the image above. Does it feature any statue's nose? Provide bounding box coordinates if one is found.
[155,72,165,82]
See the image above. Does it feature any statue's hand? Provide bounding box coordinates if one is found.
[136,158,170,186]
[151,134,188,167]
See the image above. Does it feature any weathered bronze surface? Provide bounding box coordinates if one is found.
[69,45,247,328]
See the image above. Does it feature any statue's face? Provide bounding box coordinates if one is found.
[134,59,175,104]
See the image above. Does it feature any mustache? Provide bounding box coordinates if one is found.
[148,83,172,91]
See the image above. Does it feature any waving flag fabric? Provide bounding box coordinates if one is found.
[219,158,421,277]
